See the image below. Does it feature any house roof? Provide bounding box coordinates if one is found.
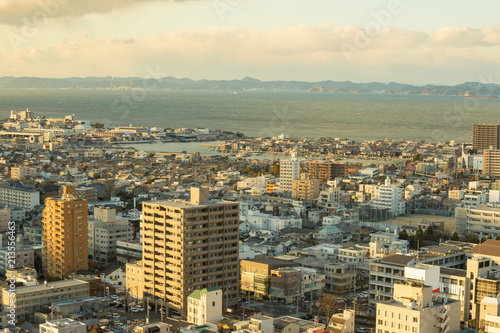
[379,254,415,266]
[470,239,500,257]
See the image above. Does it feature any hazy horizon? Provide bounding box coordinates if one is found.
[0,0,499,85]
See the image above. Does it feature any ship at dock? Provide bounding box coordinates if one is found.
[463,92,498,99]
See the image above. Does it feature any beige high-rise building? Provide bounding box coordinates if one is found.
[291,178,320,200]
[376,281,461,333]
[141,187,239,317]
[483,149,500,178]
[43,186,88,279]
[308,160,348,181]
[473,124,500,150]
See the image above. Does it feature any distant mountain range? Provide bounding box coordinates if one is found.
[0,76,499,96]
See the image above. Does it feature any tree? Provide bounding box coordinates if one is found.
[398,229,409,240]
[318,293,342,326]
[451,232,460,241]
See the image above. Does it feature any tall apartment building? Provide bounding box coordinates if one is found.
[308,161,348,181]
[473,124,500,150]
[483,149,500,178]
[141,187,239,317]
[0,186,40,210]
[370,178,406,216]
[43,186,88,279]
[376,281,461,333]
[279,152,300,192]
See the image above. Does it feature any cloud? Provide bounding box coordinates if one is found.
[430,26,500,47]
[1,25,500,84]
[0,0,173,26]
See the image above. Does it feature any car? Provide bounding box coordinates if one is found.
[112,313,120,318]
[135,307,145,312]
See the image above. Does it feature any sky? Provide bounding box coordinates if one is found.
[0,0,499,85]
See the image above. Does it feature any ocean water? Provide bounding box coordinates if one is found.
[0,89,498,142]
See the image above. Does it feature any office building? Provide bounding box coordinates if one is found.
[42,186,88,279]
[473,124,500,150]
[141,187,239,317]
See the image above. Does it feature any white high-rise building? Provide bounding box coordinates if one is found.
[279,152,300,192]
[371,178,406,217]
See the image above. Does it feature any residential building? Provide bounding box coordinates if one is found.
[369,254,416,305]
[117,239,142,264]
[279,152,300,192]
[0,245,40,274]
[269,267,302,304]
[464,191,489,208]
[240,258,295,299]
[478,295,500,333]
[125,261,145,302]
[308,161,348,181]
[134,322,171,333]
[10,166,38,180]
[88,206,133,263]
[291,178,320,201]
[462,203,500,239]
[248,316,274,333]
[42,185,88,279]
[324,262,357,293]
[327,309,355,333]
[370,178,406,217]
[141,187,239,317]
[376,281,461,333]
[39,319,86,333]
[369,230,409,258]
[1,279,89,321]
[317,187,342,209]
[473,124,500,150]
[483,149,500,178]
[187,287,223,325]
[0,186,40,210]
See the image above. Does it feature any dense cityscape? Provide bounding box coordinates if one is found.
[2,106,500,333]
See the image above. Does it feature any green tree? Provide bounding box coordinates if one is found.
[398,229,409,240]
[451,232,460,241]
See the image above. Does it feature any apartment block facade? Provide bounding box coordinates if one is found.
[42,186,88,279]
[141,187,239,317]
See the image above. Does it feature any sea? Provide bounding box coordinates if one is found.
[0,89,499,142]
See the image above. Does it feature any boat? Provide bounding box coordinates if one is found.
[463,92,498,99]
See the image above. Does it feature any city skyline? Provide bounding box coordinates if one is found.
[0,0,499,85]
